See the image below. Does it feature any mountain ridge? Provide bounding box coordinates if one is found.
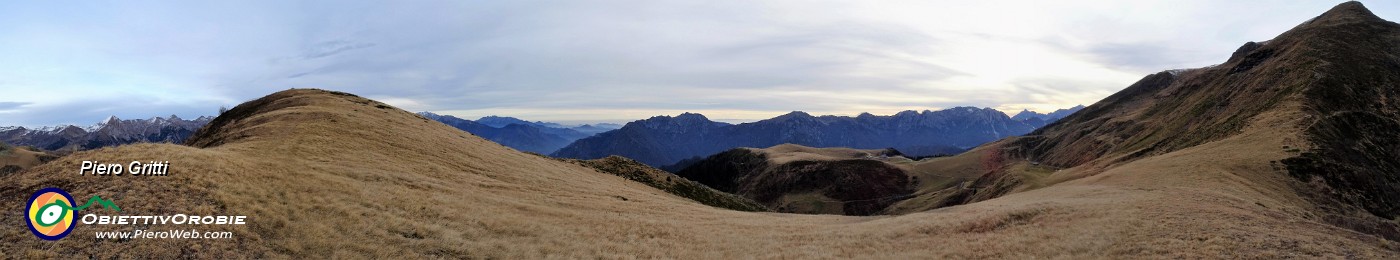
[0,115,213,152]
[1010,105,1085,121]
[417,112,612,154]
[990,0,1400,240]
[554,106,1079,167]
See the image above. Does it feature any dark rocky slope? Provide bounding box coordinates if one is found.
[675,145,912,215]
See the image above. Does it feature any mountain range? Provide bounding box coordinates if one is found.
[1010,105,1086,123]
[417,112,619,154]
[552,106,1082,167]
[0,115,212,152]
[475,115,621,135]
[0,112,615,156]
[0,106,1074,161]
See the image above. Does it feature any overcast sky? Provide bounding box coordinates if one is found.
[0,1,1394,126]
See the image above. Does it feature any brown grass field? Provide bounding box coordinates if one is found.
[0,88,1394,258]
[753,144,896,164]
[0,143,54,175]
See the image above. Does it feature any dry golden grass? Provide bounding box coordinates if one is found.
[0,89,1394,258]
[561,155,768,212]
[751,144,892,164]
[0,144,53,173]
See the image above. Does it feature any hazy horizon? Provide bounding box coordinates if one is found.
[427,103,1086,127]
[3,104,1077,128]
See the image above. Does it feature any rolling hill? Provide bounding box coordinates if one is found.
[0,142,56,175]
[675,144,916,215]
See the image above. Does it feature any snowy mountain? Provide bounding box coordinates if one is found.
[0,115,213,152]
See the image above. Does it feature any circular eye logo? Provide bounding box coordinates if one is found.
[26,187,76,240]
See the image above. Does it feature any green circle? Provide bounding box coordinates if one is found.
[35,202,68,227]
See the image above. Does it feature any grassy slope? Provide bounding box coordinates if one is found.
[0,143,55,175]
[700,144,914,215]
[754,144,895,164]
[562,155,768,212]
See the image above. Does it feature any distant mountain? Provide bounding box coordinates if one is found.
[416,112,493,133]
[569,124,621,135]
[1009,105,1085,122]
[553,106,1080,167]
[0,115,213,152]
[474,115,620,136]
[418,112,597,154]
[475,116,537,128]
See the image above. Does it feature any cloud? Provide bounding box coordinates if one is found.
[0,1,1395,126]
[0,101,29,111]
[0,96,219,127]
[300,40,377,60]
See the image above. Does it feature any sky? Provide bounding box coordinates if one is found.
[0,1,1395,127]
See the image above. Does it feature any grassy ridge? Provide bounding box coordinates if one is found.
[564,156,768,212]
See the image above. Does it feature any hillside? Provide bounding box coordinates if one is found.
[990,1,1400,239]
[673,141,1055,216]
[0,142,56,175]
[561,155,768,212]
[676,144,915,215]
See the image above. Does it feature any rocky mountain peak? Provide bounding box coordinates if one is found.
[772,111,814,121]
[1307,1,1383,27]
[674,112,709,121]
